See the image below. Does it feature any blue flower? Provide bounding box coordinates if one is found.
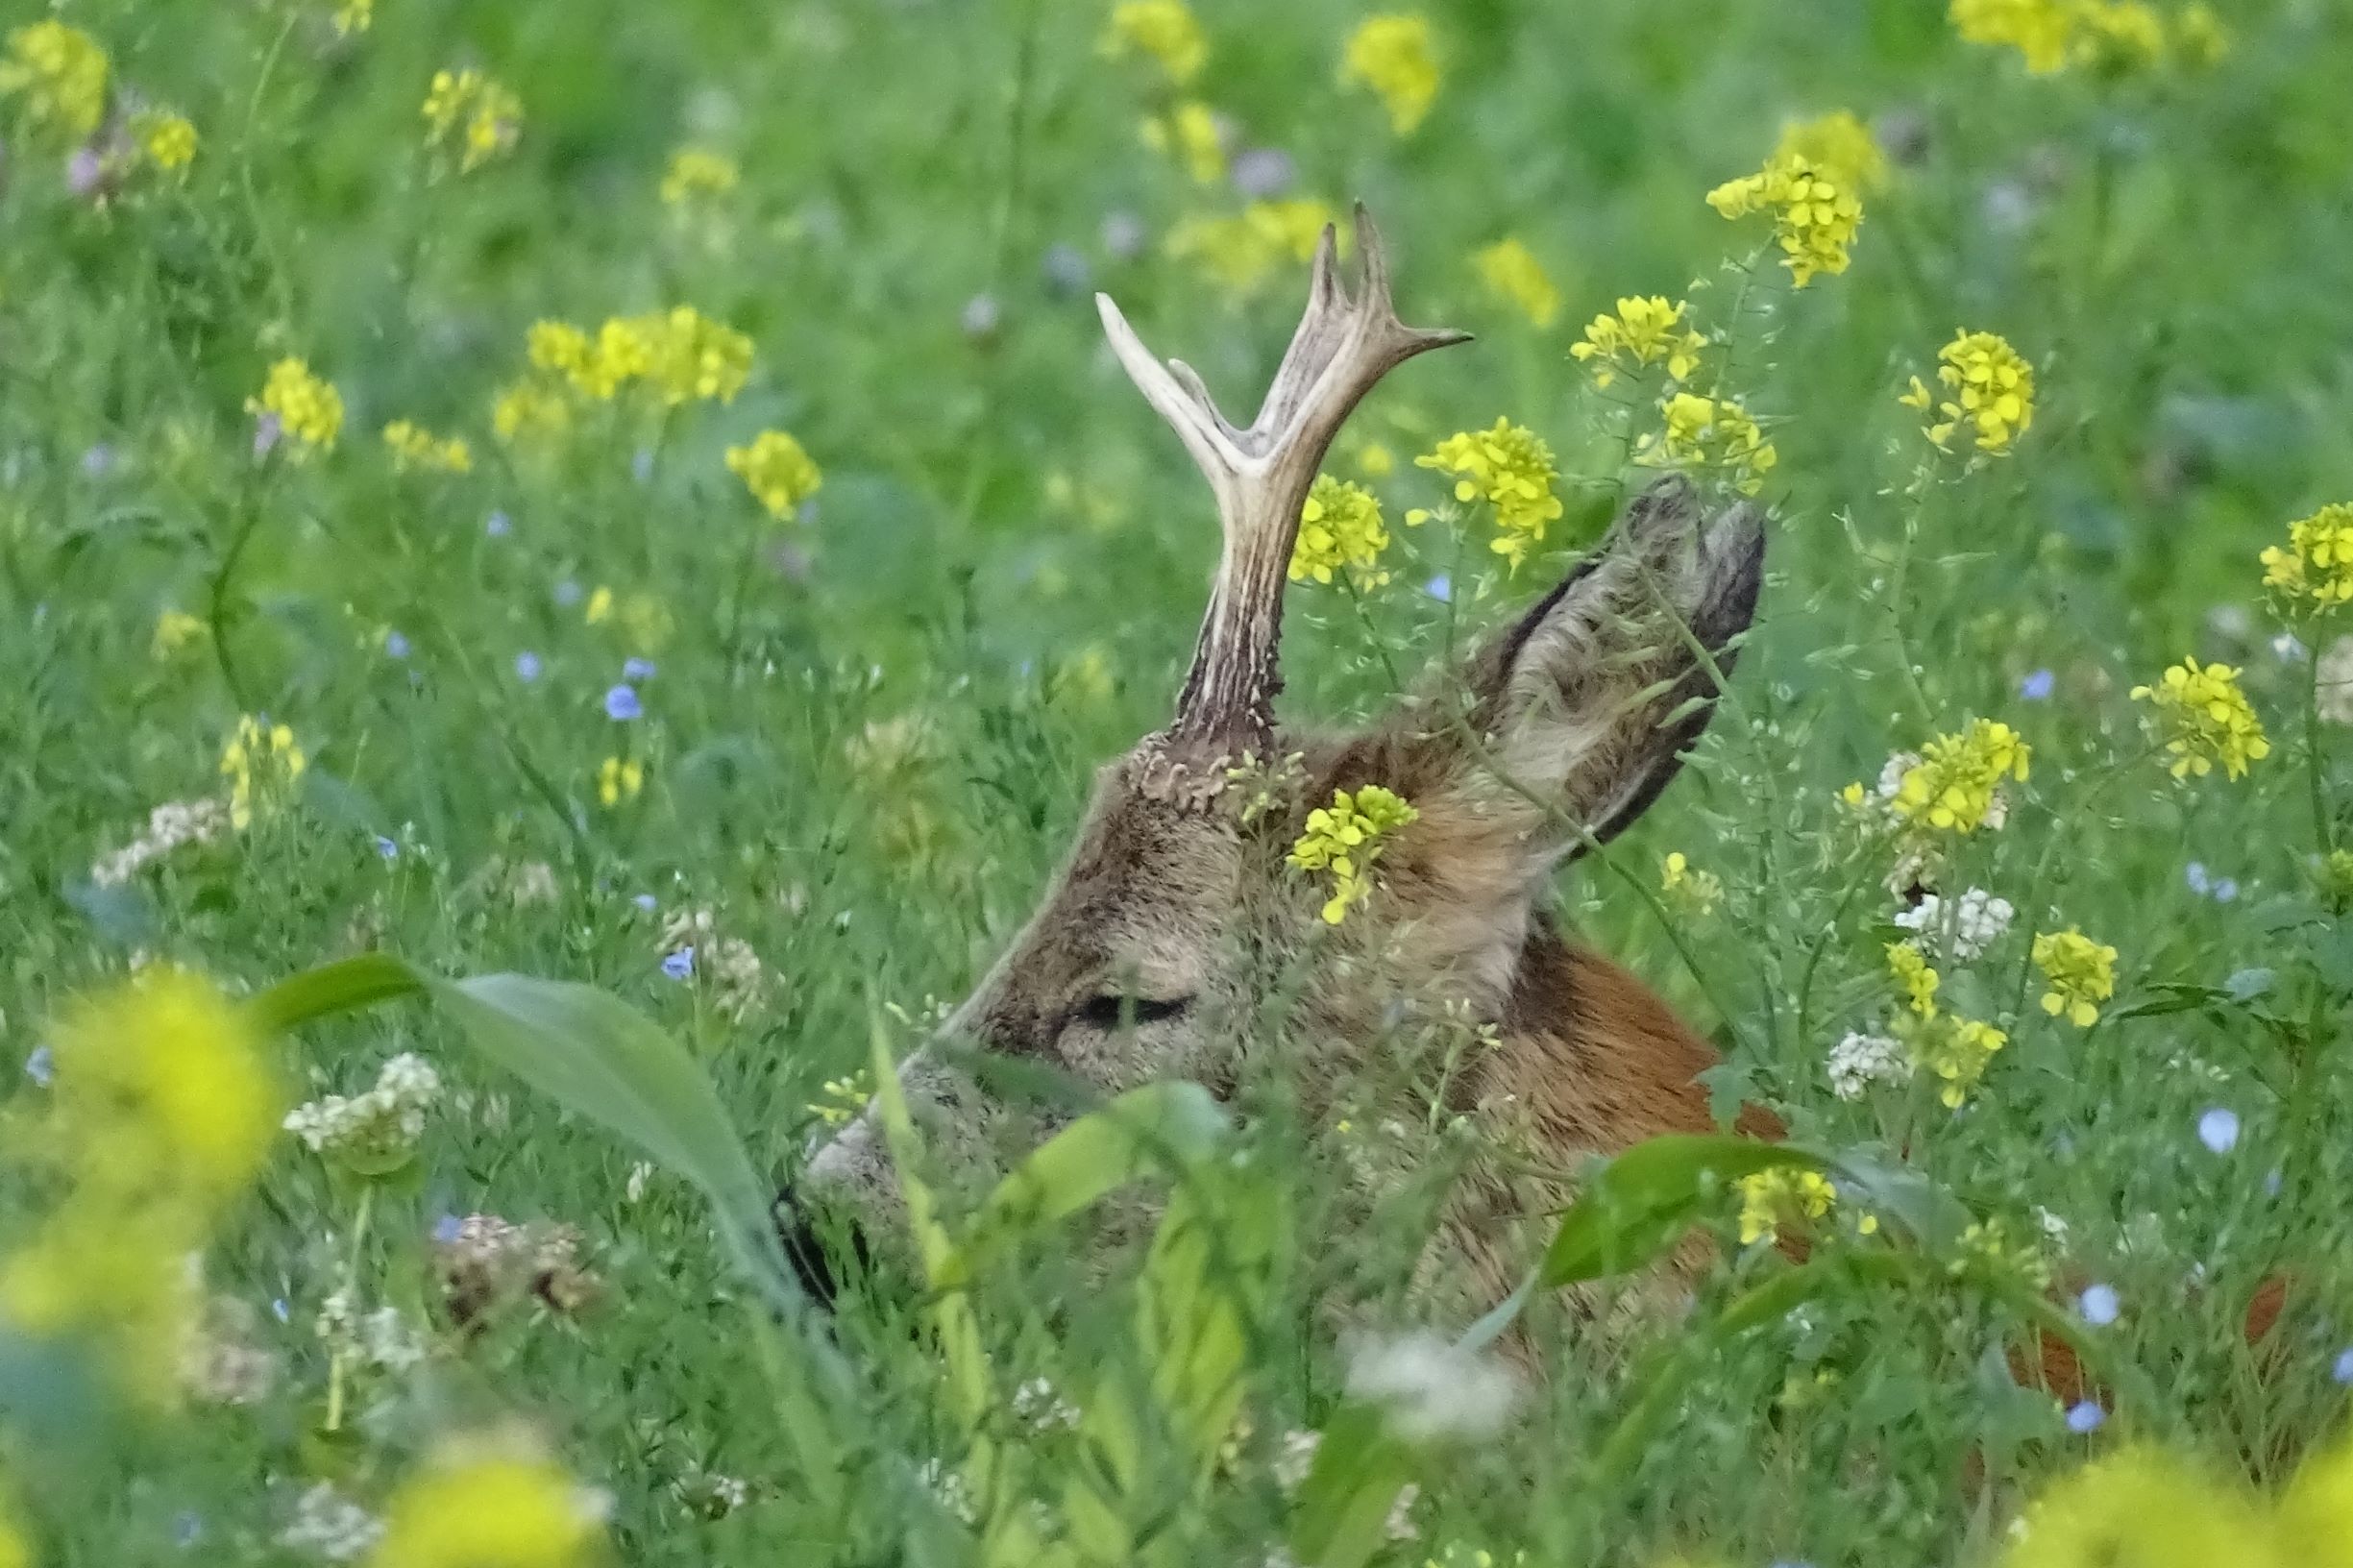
[605,684,643,722]
[663,947,696,981]
[2020,669,2055,701]
[2197,1107,2241,1154]
[270,1298,290,1323]
[384,630,410,660]
[2078,1284,2120,1326]
[632,893,658,913]
[554,579,584,607]
[515,650,543,682]
[485,509,512,537]
[1424,574,1452,603]
[623,656,657,681]
[171,1510,205,1549]
[431,1213,463,1243]
[2334,1348,2353,1384]
[374,835,399,861]
[24,1044,54,1087]
[2065,1400,2106,1434]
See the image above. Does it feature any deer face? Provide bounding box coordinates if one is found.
[788,209,1762,1298]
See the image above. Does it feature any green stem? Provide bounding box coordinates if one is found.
[323,1182,379,1434]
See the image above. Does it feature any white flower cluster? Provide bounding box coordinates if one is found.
[90,797,229,886]
[1826,1031,1910,1100]
[179,1294,280,1405]
[659,907,768,1020]
[278,1482,383,1563]
[2319,635,2353,725]
[314,1289,428,1374]
[283,1052,442,1165]
[1012,1376,1081,1433]
[673,1467,751,1519]
[1893,887,2015,962]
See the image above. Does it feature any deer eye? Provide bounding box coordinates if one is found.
[1071,992,1191,1033]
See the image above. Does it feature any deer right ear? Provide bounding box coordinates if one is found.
[1461,475,1764,858]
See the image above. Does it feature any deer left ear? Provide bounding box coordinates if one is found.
[1462,475,1764,858]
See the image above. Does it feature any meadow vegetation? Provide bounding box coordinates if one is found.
[4,1,2353,1564]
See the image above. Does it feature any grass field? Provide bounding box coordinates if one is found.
[5,1,2353,1563]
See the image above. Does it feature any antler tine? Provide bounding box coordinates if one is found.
[1098,203,1469,765]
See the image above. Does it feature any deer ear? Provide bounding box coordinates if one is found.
[1464,475,1763,857]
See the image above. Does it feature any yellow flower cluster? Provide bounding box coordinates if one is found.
[1637,391,1777,497]
[2032,928,2118,1027]
[2002,1434,2353,1568]
[2260,502,2353,609]
[1569,296,1705,388]
[809,1070,874,1130]
[333,0,376,37]
[1338,14,1441,136]
[1472,237,1560,329]
[1140,99,1225,184]
[1950,0,2228,75]
[1099,0,1207,86]
[1908,1012,2009,1107]
[1900,330,2035,454]
[1706,154,1864,287]
[249,356,345,457]
[1774,110,1887,192]
[135,109,198,172]
[1409,418,1565,572]
[1659,851,1723,917]
[2131,657,2269,780]
[1951,1215,2048,1287]
[597,756,643,807]
[221,714,307,829]
[1733,1166,1835,1245]
[371,1442,604,1568]
[1891,718,2030,832]
[1886,941,1941,1017]
[0,972,282,1402]
[491,380,573,447]
[421,66,522,173]
[500,308,754,436]
[0,21,109,139]
[1290,475,1391,588]
[725,429,823,520]
[1287,783,1419,924]
[382,420,474,475]
[660,147,739,206]
[1166,199,1336,296]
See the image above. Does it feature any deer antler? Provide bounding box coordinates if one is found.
[1098,203,1468,764]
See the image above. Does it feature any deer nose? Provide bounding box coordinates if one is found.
[772,1187,869,1313]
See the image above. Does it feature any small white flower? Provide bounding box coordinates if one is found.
[284,1052,443,1165]
[1011,1377,1080,1432]
[279,1482,383,1562]
[1894,888,2014,962]
[1343,1331,1518,1443]
[2317,636,2353,726]
[90,797,230,887]
[1271,1428,1321,1494]
[916,1458,977,1526]
[359,1306,426,1373]
[1826,1032,1909,1100]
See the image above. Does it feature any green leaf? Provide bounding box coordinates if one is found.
[941,1082,1233,1286]
[1538,1134,1815,1287]
[1285,1403,1416,1568]
[247,950,427,1036]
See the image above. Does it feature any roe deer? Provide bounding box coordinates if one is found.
[789,205,1765,1318]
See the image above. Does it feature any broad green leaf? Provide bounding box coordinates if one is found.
[1538,1134,1817,1286]
[1286,1403,1416,1568]
[247,951,427,1036]
[941,1081,1233,1286]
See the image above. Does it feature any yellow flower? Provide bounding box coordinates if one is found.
[583,586,614,625]
[725,430,823,520]
[1706,154,1864,287]
[1289,475,1390,588]
[1659,851,1723,917]
[1774,110,1886,191]
[248,357,345,458]
[421,67,521,172]
[2033,928,2118,1027]
[1100,0,1207,86]
[1140,99,1225,184]
[1733,1166,1835,1245]
[219,714,307,830]
[1636,391,1778,497]
[1903,330,2035,454]
[637,306,754,405]
[369,1444,604,1568]
[1886,941,1941,1017]
[597,756,643,807]
[809,1070,873,1129]
[1949,0,2078,72]
[2002,1448,2262,1568]
[1338,15,1441,135]
[1569,296,1706,388]
[528,320,592,377]
[381,420,474,475]
[660,147,738,206]
[2260,503,2353,609]
[2278,1430,2353,1568]
[0,21,109,140]
[136,110,198,172]
[491,379,573,446]
[1890,718,2031,832]
[1287,784,1418,924]
[333,0,376,37]
[1472,238,1561,329]
[152,608,208,658]
[2130,657,2270,780]
[1908,1013,2008,1108]
[1410,418,1564,572]
[1166,199,1338,296]
[1,971,282,1400]
[2175,3,2230,65]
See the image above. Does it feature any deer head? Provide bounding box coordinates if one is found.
[788,207,1763,1299]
